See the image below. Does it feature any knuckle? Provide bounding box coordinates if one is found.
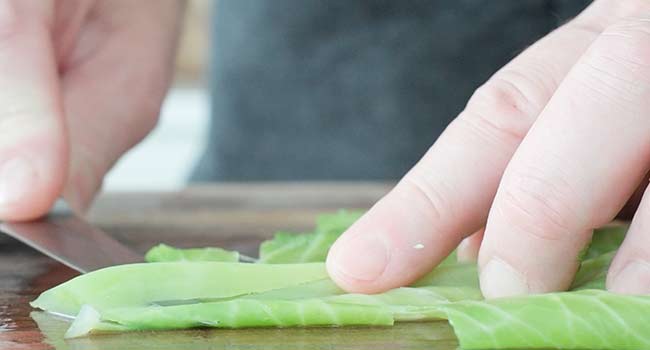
[122,89,166,148]
[496,166,581,241]
[0,1,21,41]
[460,74,543,143]
[596,17,650,70]
[0,1,49,43]
[135,99,162,134]
[124,105,161,149]
[126,68,171,144]
[575,17,650,108]
[580,0,650,28]
[397,174,454,224]
[617,0,650,12]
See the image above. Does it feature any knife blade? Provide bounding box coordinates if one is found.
[0,199,142,273]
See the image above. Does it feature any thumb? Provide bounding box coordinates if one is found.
[0,2,67,220]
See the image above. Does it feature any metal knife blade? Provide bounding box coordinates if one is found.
[0,199,142,273]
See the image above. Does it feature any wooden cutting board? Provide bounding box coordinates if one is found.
[0,182,459,350]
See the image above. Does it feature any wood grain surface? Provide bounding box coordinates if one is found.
[0,182,460,350]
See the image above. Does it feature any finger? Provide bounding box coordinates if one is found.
[326,1,618,293]
[607,185,650,294]
[479,13,650,298]
[457,229,484,263]
[616,173,648,220]
[60,0,183,211]
[0,1,67,220]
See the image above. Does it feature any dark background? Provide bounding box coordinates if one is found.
[192,0,591,182]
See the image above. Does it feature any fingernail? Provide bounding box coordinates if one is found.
[329,234,389,282]
[480,258,529,298]
[610,260,650,295]
[0,156,37,207]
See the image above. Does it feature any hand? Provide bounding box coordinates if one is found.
[0,0,183,220]
[326,0,650,297]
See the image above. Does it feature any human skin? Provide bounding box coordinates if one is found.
[0,0,183,220]
[5,0,650,299]
[327,0,650,297]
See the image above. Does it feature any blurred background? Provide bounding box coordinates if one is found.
[102,0,591,192]
[103,0,211,191]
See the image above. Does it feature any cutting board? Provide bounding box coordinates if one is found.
[0,182,459,350]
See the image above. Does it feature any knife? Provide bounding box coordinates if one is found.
[0,199,143,273]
